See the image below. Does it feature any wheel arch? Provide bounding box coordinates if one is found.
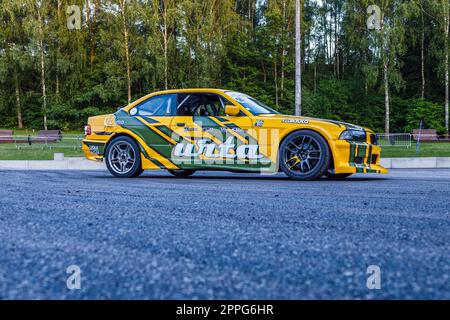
[104,130,166,171]
[278,127,336,170]
[105,131,142,154]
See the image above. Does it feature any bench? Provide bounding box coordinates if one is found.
[0,130,30,144]
[31,130,62,143]
[412,129,438,141]
[0,130,14,143]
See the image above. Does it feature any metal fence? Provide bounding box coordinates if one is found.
[0,134,84,150]
[376,133,412,148]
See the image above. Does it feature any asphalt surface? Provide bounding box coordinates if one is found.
[0,169,449,299]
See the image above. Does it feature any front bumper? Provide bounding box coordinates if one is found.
[331,140,388,174]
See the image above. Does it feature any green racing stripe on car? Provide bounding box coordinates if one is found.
[348,142,356,166]
[138,144,166,169]
[154,125,183,143]
[142,116,159,124]
[357,144,367,158]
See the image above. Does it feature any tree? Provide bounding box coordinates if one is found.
[0,1,29,128]
[429,0,449,134]
[295,0,302,115]
[117,0,132,104]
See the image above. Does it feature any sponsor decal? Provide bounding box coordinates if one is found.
[220,126,245,133]
[104,114,117,126]
[184,127,199,131]
[173,136,262,160]
[89,145,100,154]
[281,119,309,124]
[255,120,264,127]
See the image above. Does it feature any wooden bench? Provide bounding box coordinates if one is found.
[0,130,30,144]
[412,129,438,141]
[31,130,62,143]
[0,130,14,143]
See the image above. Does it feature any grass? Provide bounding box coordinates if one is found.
[381,142,450,158]
[0,145,84,160]
[0,130,84,160]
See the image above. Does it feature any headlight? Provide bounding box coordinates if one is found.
[339,129,366,142]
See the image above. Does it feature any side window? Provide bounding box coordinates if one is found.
[176,94,223,116]
[133,94,176,116]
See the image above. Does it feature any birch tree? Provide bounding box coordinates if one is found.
[429,0,449,134]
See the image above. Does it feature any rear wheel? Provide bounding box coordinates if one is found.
[105,136,143,178]
[279,130,330,180]
[325,172,352,179]
[168,169,196,177]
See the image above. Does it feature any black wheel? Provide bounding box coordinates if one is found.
[279,130,331,180]
[168,169,196,177]
[105,136,143,178]
[325,172,352,179]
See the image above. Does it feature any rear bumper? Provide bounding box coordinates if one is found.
[82,139,106,161]
[331,140,388,174]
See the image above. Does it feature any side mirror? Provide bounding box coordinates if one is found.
[224,105,240,116]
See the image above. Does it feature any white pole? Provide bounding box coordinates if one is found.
[295,0,302,116]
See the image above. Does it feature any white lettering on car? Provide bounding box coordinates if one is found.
[173,136,263,160]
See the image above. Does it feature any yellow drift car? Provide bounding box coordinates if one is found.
[82,89,387,180]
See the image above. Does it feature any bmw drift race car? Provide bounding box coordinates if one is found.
[83,89,388,180]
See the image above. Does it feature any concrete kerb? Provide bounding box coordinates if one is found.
[1,157,450,170]
[380,157,450,169]
[0,158,105,170]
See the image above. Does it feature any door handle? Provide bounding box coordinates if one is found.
[176,123,185,127]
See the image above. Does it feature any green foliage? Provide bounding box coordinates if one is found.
[405,98,446,133]
[0,0,448,133]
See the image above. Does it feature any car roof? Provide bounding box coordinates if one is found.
[122,88,246,113]
[149,88,228,95]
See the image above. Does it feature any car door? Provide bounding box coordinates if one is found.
[170,93,257,170]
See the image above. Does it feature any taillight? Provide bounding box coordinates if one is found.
[84,124,92,136]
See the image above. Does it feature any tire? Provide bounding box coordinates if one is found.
[279,130,331,180]
[325,172,352,179]
[105,136,143,178]
[168,169,196,177]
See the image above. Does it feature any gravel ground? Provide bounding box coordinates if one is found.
[0,169,448,299]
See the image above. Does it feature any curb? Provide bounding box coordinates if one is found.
[0,158,105,170]
[1,157,450,170]
[380,157,450,169]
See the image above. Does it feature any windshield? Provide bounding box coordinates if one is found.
[226,91,279,115]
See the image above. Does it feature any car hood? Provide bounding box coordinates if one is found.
[258,114,373,133]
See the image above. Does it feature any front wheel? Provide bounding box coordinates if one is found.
[279,130,331,180]
[105,136,143,178]
[168,169,196,177]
